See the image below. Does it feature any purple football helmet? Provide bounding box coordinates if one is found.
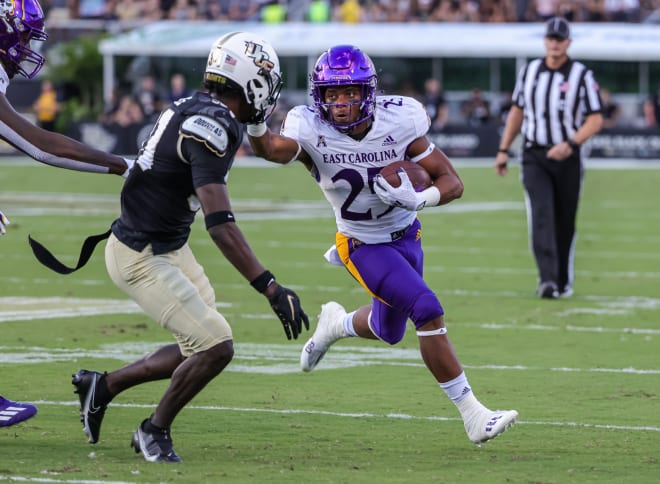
[310,45,377,133]
[0,0,47,79]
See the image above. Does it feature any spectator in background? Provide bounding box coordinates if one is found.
[168,0,201,19]
[605,0,641,21]
[133,73,163,121]
[557,0,579,21]
[261,1,287,22]
[167,73,191,103]
[390,0,417,21]
[435,0,479,22]
[113,0,143,20]
[142,0,166,19]
[461,87,491,126]
[334,0,361,22]
[285,0,310,21]
[479,0,516,22]
[32,79,59,132]
[413,0,442,21]
[534,0,558,20]
[583,0,607,20]
[360,0,388,21]
[643,86,660,128]
[422,78,448,132]
[202,0,230,20]
[600,88,621,128]
[107,94,144,128]
[68,0,110,19]
[307,0,331,21]
[227,0,261,20]
[496,90,513,126]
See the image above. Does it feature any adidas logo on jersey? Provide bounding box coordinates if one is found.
[382,135,397,146]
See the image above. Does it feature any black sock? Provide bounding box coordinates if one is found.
[94,373,113,405]
[144,418,167,433]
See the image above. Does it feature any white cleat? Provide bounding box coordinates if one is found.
[464,409,518,444]
[300,301,347,372]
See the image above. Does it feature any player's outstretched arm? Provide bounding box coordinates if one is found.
[197,182,309,340]
[409,137,464,206]
[0,93,129,176]
[246,122,307,166]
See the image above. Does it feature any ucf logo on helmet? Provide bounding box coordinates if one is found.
[244,41,274,73]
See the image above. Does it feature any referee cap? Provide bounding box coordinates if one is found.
[545,17,570,40]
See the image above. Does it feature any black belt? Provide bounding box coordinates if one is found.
[525,142,553,151]
[352,224,411,248]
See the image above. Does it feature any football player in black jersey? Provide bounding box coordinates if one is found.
[71,32,309,463]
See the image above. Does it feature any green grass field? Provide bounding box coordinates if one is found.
[1,158,658,483]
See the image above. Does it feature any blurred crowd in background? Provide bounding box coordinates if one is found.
[45,0,660,24]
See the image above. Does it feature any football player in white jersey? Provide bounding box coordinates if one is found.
[0,0,130,235]
[0,0,130,426]
[248,44,518,444]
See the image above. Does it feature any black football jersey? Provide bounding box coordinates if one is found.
[112,92,243,254]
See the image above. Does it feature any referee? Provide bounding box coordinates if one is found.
[495,17,603,299]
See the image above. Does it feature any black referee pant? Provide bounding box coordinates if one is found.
[520,146,583,293]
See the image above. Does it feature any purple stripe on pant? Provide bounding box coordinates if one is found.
[336,218,444,345]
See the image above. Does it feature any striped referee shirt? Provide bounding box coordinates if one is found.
[512,58,602,147]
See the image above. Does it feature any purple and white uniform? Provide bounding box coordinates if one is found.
[282,95,444,344]
[0,65,107,174]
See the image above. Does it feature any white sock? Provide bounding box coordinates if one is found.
[342,311,357,337]
[439,372,486,419]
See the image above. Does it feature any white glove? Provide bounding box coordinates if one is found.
[122,157,136,179]
[374,170,427,211]
[0,210,10,235]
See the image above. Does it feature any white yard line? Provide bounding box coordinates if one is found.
[26,400,660,433]
[0,341,658,376]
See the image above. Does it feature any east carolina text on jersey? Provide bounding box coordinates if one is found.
[282,95,430,244]
[322,149,398,164]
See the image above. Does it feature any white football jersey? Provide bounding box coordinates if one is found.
[0,64,10,95]
[282,95,430,243]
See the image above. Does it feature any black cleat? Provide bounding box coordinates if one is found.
[72,369,107,444]
[131,419,182,463]
[537,281,559,299]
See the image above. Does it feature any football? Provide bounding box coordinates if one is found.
[378,160,432,192]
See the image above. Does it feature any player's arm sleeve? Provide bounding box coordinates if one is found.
[0,122,108,173]
[281,106,311,143]
[279,106,316,170]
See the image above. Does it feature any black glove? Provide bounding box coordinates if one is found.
[267,285,309,340]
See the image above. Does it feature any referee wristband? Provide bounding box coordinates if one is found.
[250,270,275,293]
[498,148,511,155]
[567,139,580,151]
